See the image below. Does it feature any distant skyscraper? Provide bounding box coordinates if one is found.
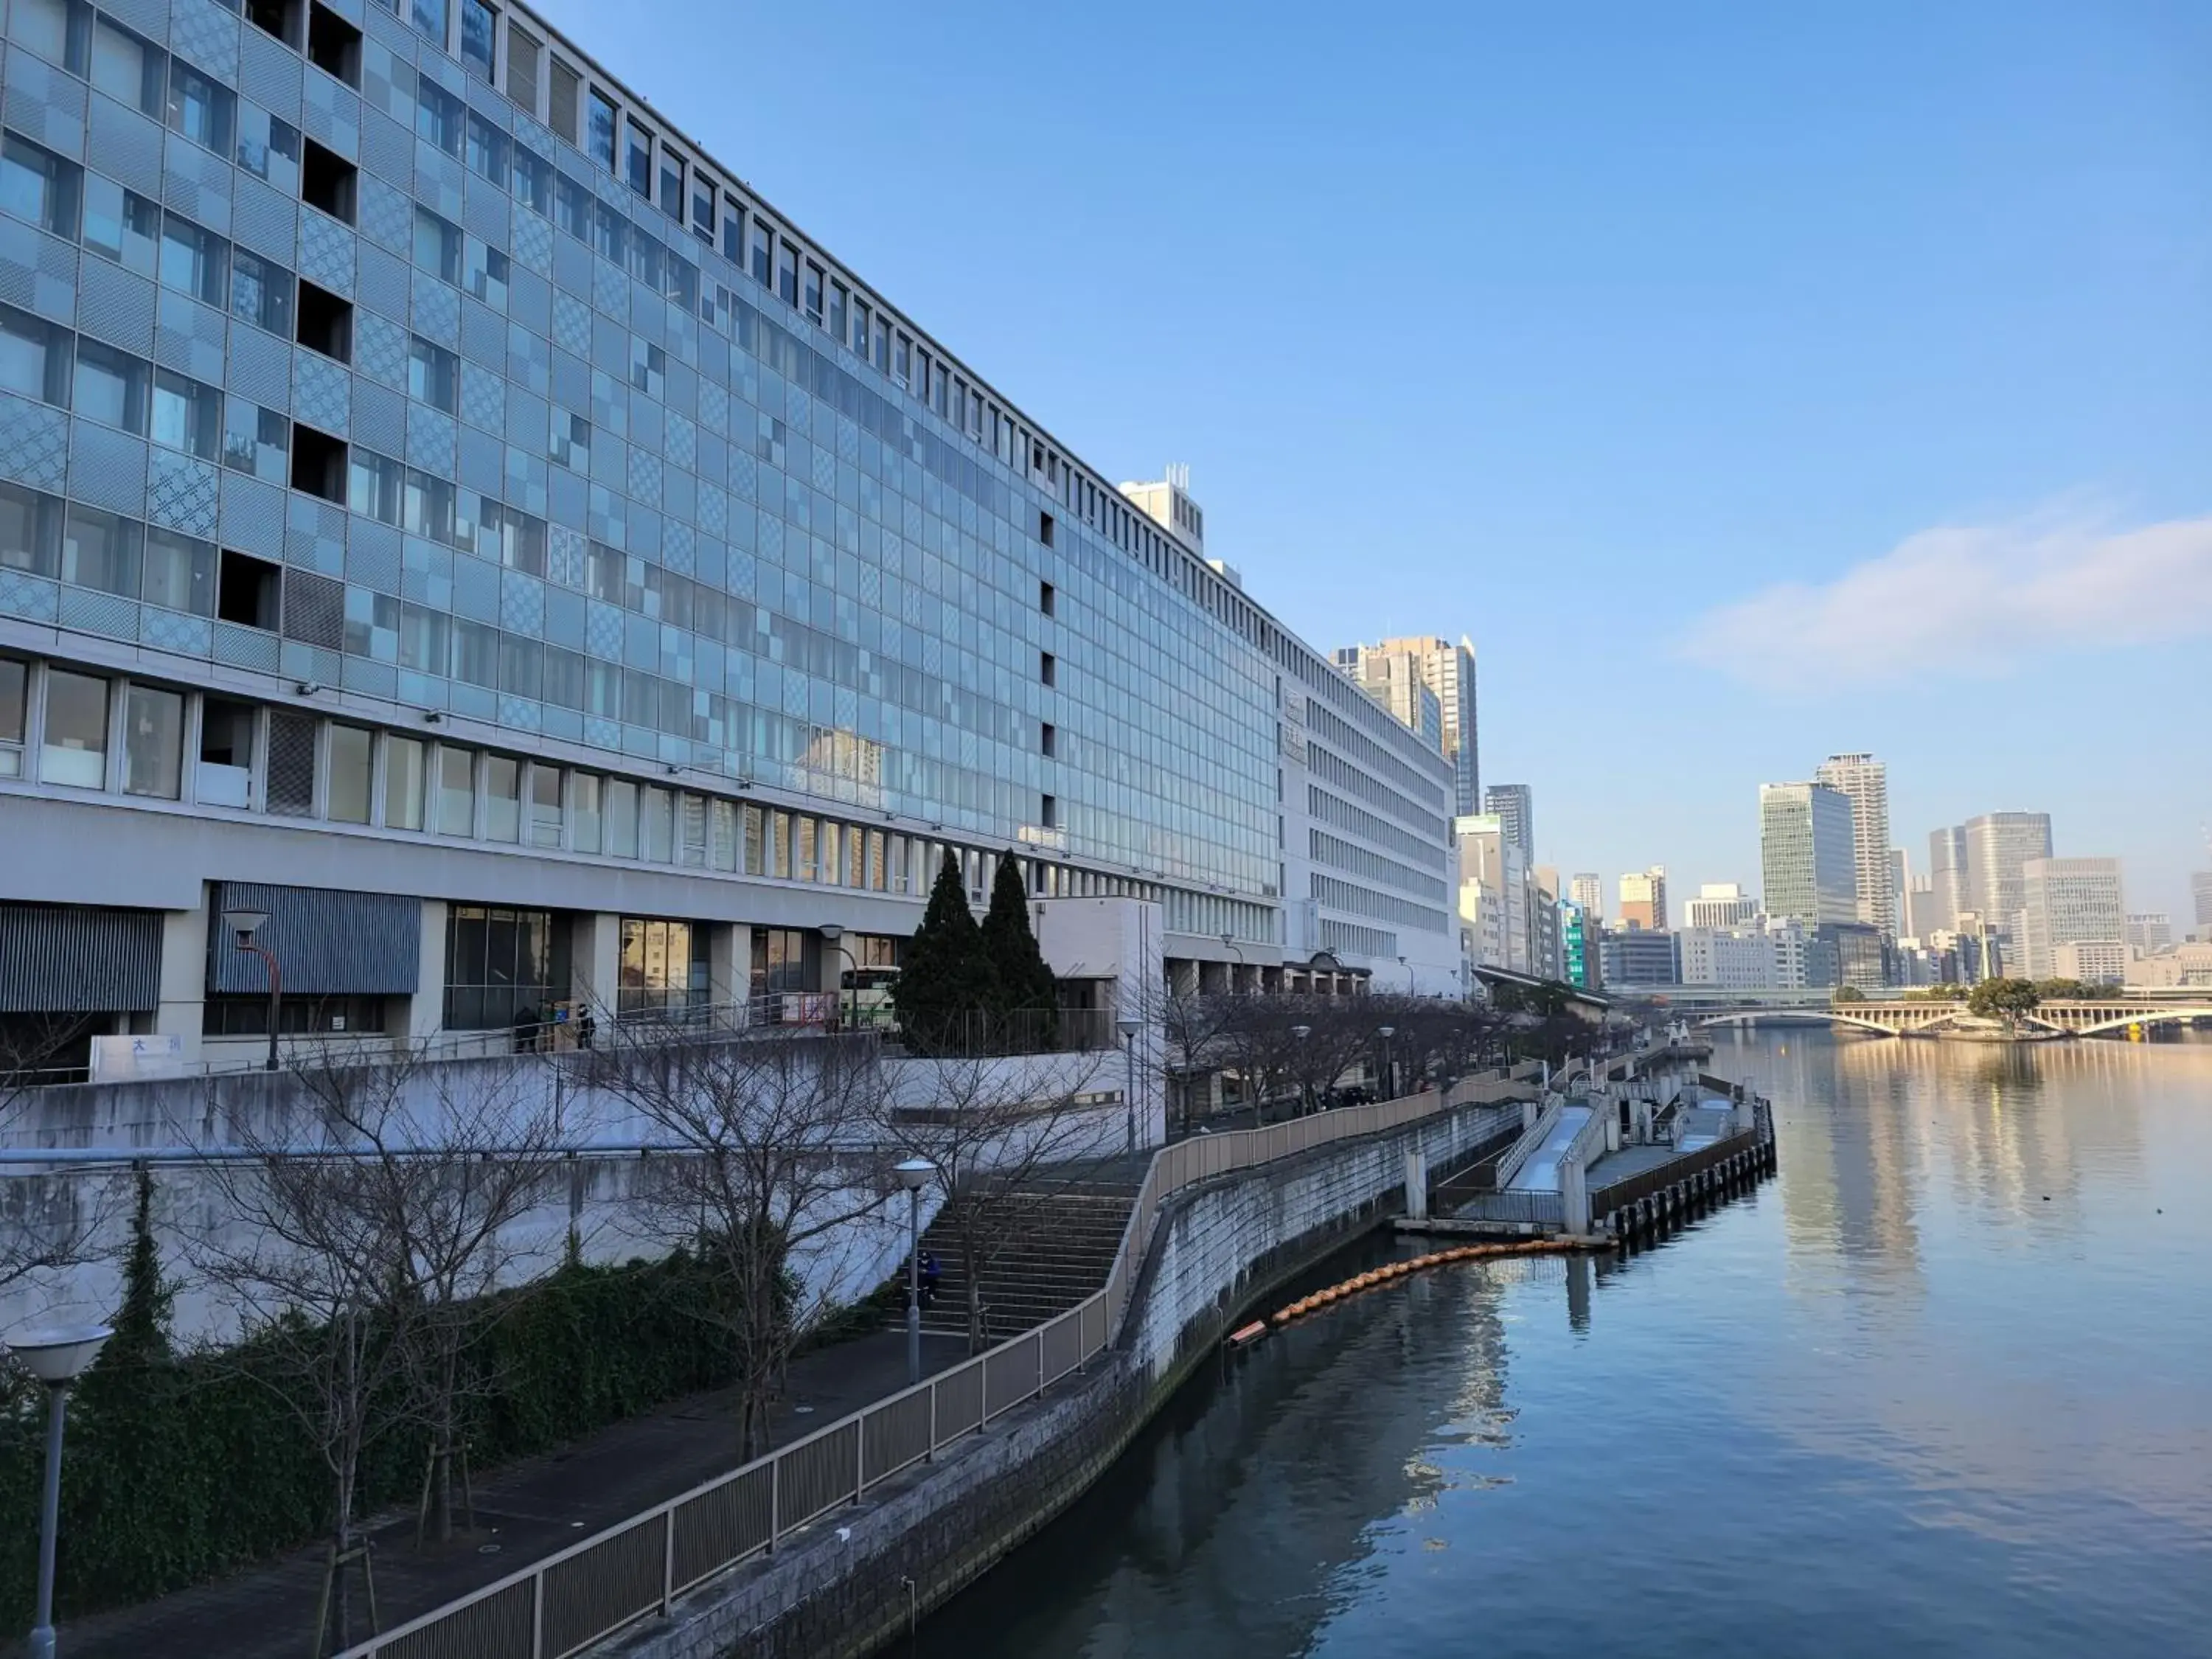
[1814,754,1896,939]
[2125,914,2171,955]
[2194,869,2212,931]
[1618,867,1669,931]
[1332,636,1480,815]
[1570,873,1604,923]
[1903,877,1944,941]
[2018,858,2125,978]
[1761,783,1859,929]
[1929,826,1969,932]
[1484,785,1534,861]
[1961,812,2054,942]
[1686,883,1758,928]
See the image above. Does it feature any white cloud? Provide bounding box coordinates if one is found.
[1680,509,2212,682]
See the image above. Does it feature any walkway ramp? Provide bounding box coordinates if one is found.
[1507,1103,1593,1192]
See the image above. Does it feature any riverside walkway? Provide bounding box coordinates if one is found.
[23,1329,972,1659]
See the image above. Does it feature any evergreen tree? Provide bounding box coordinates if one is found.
[981,851,1058,1051]
[891,850,996,1051]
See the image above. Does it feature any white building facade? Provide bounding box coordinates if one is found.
[2017,858,2125,980]
[0,0,1466,1073]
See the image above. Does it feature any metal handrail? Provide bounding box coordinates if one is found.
[332,1069,1511,1659]
[1492,1099,1560,1191]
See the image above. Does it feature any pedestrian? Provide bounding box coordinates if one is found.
[576,1006,596,1051]
[512,1001,538,1054]
[920,1251,941,1310]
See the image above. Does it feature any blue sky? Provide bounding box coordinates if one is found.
[535,0,2212,922]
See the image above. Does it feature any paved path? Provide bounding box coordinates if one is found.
[18,1327,973,1659]
[1506,1103,1591,1192]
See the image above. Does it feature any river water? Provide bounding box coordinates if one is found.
[911,1030,2212,1658]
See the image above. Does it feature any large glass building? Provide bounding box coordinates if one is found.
[0,0,1459,1068]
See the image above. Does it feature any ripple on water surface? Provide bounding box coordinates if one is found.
[911,1032,2212,1659]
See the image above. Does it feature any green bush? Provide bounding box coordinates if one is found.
[0,1213,740,1630]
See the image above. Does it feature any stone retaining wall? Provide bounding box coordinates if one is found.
[601,1099,1516,1659]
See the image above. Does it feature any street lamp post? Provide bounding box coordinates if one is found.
[11,1324,112,1659]
[1116,1015,1141,1155]
[1377,1023,1396,1101]
[818,924,860,1032]
[1290,1022,1312,1116]
[220,908,279,1071]
[1220,932,1245,994]
[894,1158,934,1385]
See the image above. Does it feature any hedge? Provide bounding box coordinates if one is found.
[0,1179,743,1631]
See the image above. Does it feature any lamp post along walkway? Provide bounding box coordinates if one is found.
[895,1158,936,1385]
[10,1324,113,1659]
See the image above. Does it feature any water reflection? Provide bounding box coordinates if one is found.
[912,1032,2212,1659]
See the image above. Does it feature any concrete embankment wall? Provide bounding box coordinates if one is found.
[605,1099,1517,1659]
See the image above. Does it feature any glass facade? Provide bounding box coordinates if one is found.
[0,0,1457,975]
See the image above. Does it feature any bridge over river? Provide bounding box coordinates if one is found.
[1633,986,2212,1039]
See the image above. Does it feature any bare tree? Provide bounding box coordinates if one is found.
[1205,998,1298,1119]
[349,1062,568,1545]
[876,1046,1117,1354]
[1159,981,1241,1134]
[187,1062,415,1655]
[188,1046,571,1649]
[592,1027,886,1458]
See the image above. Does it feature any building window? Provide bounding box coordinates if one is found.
[775,241,798,307]
[1040,722,1056,759]
[604,776,639,857]
[72,340,149,434]
[0,304,69,406]
[198,697,256,807]
[659,152,683,220]
[619,916,706,1018]
[327,723,372,824]
[803,260,824,324]
[483,752,520,842]
[411,0,448,43]
[293,278,354,363]
[306,6,362,86]
[414,74,463,156]
[167,58,235,155]
[408,335,459,412]
[301,138,358,223]
[116,683,180,799]
[640,784,673,862]
[750,219,773,287]
[1039,650,1055,688]
[93,15,164,116]
[459,0,495,79]
[153,370,223,462]
[436,743,473,835]
[61,505,142,597]
[444,905,568,1031]
[742,804,765,874]
[0,132,80,237]
[205,991,386,1037]
[41,668,108,789]
[0,656,24,777]
[140,526,215,615]
[570,771,602,852]
[750,926,813,1000]
[710,798,737,871]
[625,119,652,197]
[528,763,561,847]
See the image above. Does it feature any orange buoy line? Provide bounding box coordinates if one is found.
[1267,1238,1613,1329]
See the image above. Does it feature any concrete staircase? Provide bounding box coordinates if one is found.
[902,1173,1139,1346]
